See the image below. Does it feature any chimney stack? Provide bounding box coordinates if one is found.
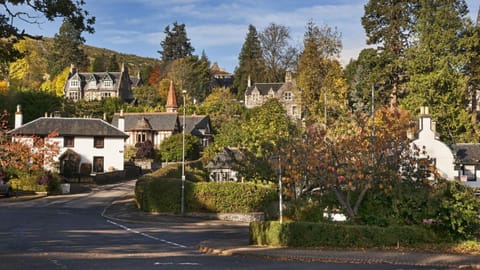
[14,105,22,129]
[118,109,125,132]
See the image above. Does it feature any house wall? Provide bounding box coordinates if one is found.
[412,115,456,180]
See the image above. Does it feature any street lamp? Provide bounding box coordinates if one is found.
[181,89,187,215]
[270,155,283,224]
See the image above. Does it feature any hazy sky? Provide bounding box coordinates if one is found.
[9,0,480,72]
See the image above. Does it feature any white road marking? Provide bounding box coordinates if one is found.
[106,219,187,248]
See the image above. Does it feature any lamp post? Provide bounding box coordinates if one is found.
[270,155,283,224]
[181,89,187,215]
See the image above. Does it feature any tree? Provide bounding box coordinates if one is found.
[281,107,427,221]
[47,20,89,78]
[403,0,476,143]
[361,0,417,108]
[166,56,211,103]
[259,23,298,82]
[297,21,345,123]
[107,54,119,72]
[233,25,266,98]
[159,133,200,162]
[8,39,46,89]
[90,53,107,72]
[158,22,194,64]
[0,0,94,76]
[198,87,245,130]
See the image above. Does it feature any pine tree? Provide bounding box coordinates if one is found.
[47,20,89,78]
[107,54,119,72]
[158,22,194,64]
[233,25,266,98]
[361,0,417,108]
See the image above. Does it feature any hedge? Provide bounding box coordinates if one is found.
[250,221,444,248]
[135,175,277,214]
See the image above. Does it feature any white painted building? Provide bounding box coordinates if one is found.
[411,107,456,180]
[7,106,128,175]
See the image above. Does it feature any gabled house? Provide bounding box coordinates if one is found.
[452,144,480,188]
[411,106,456,180]
[111,80,212,148]
[64,63,135,102]
[205,147,244,182]
[244,72,302,120]
[111,111,180,148]
[7,106,128,176]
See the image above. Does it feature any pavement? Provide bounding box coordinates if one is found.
[4,184,480,269]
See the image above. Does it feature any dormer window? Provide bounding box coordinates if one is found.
[284,92,292,101]
[70,79,80,88]
[104,79,112,87]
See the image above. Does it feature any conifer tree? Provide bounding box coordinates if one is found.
[47,20,88,78]
[233,25,266,98]
[403,0,476,143]
[158,22,194,64]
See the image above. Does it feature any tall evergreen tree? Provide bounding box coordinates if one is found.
[158,22,194,64]
[233,24,266,99]
[403,0,476,143]
[107,54,119,71]
[361,0,418,108]
[47,19,88,78]
[91,53,107,72]
[259,23,298,82]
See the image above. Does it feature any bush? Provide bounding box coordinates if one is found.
[250,221,444,248]
[9,171,61,194]
[135,174,277,214]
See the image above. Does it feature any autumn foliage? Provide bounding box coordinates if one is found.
[281,107,430,220]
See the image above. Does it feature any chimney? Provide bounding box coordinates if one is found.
[285,71,292,83]
[247,75,251,88]
[69,64,77,75]
[14,105,22,128]
[118,109,125,132]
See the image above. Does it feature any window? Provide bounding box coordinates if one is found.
[64,136,74,147]
[104,80,112,87]
[137,133,146,143]
[292,106,297,116]
[69,92,80,100]
[284,92,292,101]
[94,137,104,148]
[93,156,104,173]
[70,80,80,88]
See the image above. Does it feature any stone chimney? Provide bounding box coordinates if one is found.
[69,64,77,75]
[118,109,125,132]
[247,75,251,88]
[14,105,22,129]
[285,71,292,83]
[166,80,178,113]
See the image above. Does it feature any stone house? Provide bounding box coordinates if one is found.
[64,63,135,102]
[244,72,302,120]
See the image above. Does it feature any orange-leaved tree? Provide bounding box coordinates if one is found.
[282,107,431,221]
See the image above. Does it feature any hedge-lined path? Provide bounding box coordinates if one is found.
[104,197,480,269]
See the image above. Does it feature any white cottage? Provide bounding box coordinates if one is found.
[411,107,456,180]
[7,106,128,176]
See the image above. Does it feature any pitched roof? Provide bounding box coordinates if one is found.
[245,83,283,96]
[452,143,480,164]
[8,117,128,138]
[112,112,179,132]
[183,115,210,136]
[166,80,178,112]
[205,147,244,170]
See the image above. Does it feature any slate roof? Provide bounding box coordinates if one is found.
[8,117,128,138]
[245,83,283,96]
[112,112,179,132]
[71,72,122,91]
[205,147,244,170]
[184,115,210,136]
[452,143,480,164]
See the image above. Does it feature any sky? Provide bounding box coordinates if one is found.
[8,0,480,73]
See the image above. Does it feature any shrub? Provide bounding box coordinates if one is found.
[250,221,444,248]
[135,175,277,214]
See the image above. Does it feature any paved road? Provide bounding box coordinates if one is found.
[0,180,447,269]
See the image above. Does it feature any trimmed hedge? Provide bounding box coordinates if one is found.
[250,221,444,248]
[135,175,277,214]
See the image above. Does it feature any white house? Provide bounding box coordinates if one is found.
[205,147,244,182]
[7,106,128,176]
[411,106,456,180]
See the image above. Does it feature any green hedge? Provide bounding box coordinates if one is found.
[250,221,443,248]
[135,176,277,214]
